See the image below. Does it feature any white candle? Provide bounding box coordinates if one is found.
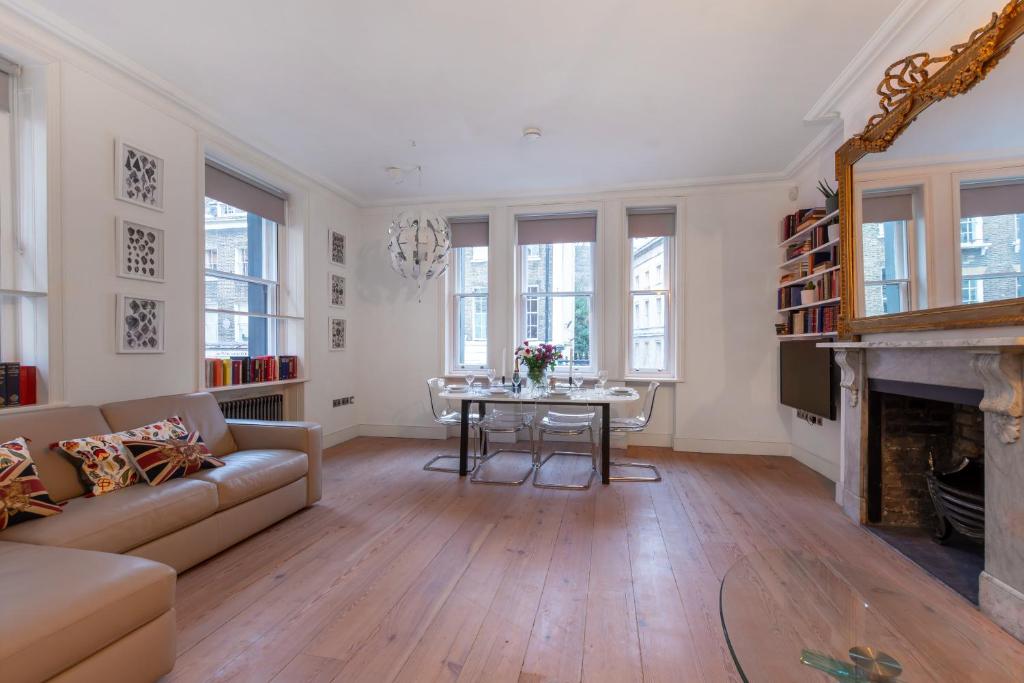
[502,348,507,378]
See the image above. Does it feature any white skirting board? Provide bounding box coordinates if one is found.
[672,436,791,457]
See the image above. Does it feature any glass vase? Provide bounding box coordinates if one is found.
[526,366,548,392]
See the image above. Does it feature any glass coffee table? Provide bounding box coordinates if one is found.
[719,549,1007,682]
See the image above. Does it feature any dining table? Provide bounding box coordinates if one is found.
[437,384,641,484]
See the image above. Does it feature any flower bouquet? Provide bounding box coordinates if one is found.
[516,341,563,387]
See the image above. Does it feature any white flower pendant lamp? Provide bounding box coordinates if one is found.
[386,210,451,298]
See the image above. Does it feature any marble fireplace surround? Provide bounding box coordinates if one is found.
[819,337,1024,641]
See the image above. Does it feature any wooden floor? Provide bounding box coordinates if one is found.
[168,437,1024,682]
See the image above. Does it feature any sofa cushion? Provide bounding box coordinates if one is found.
[54,433,141,496]
[102,392,238,457]
[0,477,218,553]
[123,431,224,486]
[0,407,113,502]
[0,438,62,529]
[189,449,307,510]
[0,540,174,683]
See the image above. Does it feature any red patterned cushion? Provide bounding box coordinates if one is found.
[121,432,224,486]
[0,437,62,529]
[55,434,138,496]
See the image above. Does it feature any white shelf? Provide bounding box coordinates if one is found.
[780,238,840,270]
[778,265,840,290]
[777,296,841,313]
[777,210,839,248]
[776,332,838,340]
[204,377,308,393]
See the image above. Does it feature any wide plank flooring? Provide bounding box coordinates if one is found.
[168,437,1024,682]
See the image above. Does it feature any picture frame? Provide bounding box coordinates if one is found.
[330,272,346,308]
[329,230,346,266]
[329,317,346,351]
[115,218,165,282]
[114,138,164,211]
[116,294,165,354]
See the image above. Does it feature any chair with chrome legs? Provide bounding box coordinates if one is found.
[533,407,598,490]
[423,377,481,473]
[471,403,536,485]
[608,381,662,482]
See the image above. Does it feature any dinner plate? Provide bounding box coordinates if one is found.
[609,387,632,395]
[487,387,509,395]
[446,385,469,392]
[548,388,570,396]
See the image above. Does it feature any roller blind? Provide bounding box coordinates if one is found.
[205,162,287,225]
[449,217,489,248]
[517,213,597,246]
[960,179,1024,219]
[627,207,676,238]
[862,193,913,224]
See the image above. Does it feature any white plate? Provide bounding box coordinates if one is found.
[609,388,632,395]
[548,389,570,396]
[446,385,469,392]
[487,388,509,395]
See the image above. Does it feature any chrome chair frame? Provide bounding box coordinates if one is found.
[423,377,481,473]
[533,407,598,490]
[471,405,536,486]
[608,381,662,482]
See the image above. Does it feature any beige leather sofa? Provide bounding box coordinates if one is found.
[0,392,323,683]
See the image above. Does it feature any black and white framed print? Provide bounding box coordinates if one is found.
[116,294,165,353]
[115,139,164,211]
[330,273,346,308]
[116,218,165,282]
[329,230,346,266]
[329,317,346,351]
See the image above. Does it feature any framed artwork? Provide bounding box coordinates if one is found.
[116,294,165,353]
[329,230,346,266]
[116,218,165,282]
[330,272,345,308]
[115,139,164,211]
[329,317,346,351]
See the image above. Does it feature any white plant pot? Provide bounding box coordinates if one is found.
[827,223,840,242]
[801,289,818,305]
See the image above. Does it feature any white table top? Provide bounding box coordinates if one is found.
[439,385,640,403]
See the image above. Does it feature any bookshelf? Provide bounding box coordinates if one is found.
[776,208,840,340]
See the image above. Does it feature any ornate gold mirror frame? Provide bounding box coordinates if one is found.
[837,0,1024,337]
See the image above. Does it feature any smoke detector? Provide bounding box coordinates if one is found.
[522,126,542,141]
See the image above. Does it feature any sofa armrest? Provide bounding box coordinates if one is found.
[226,420,322,505]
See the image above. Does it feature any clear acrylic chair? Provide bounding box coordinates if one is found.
[423,377,481,473]
[533,406,598,490]
[471,404,536,485]
[608,381,662,482]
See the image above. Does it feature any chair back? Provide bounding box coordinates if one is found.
[635,381,661,427]
[427,377,456,422]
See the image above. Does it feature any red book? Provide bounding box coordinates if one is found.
[19,366,36,406]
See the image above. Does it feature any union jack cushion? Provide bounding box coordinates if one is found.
[118,416,189,441]
[121,431,224,486]
[0,437,62,529]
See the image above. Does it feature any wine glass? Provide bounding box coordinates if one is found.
[486,367,497,388]
[597,370,609,391]
[464,372,476,392]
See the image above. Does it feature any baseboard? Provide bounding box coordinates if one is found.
[980,571,1024,642]
[672,437,791,457]
[323,425,361,449]
[357,423,447,440]
[625,432,673,448]
[789,443,839,482]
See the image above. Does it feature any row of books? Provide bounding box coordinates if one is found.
[783,221,838,261]
[204,355,300,388]
[0,363,38,408]
[780,207,826,243]
[787,303,839,336]
[777,269,841,309]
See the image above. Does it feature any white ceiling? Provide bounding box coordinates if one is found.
[27,0,897,204]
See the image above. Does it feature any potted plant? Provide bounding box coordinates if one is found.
[801,281,818,305]
[818,179,839,214]
[516,341,563,388]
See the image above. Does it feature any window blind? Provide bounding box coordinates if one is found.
[862,193,914,224]
[205,162,287,225]
[960,179,1024,219]
[516,213,597,245]
[627,207,676,238]
[449,217,489,248]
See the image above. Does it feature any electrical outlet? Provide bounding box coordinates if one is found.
[332,398,342,408]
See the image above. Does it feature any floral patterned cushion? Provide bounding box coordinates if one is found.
[54,416,190,496]
[122,431,224,486]
[0,437,62,528]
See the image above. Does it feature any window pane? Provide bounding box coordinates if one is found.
[863,282,909,317]
[455,295,487,368]
[204,275,273,315]
[204,312,272,359]
[959,214,1022,304]
[204,197,278,280]
[523,242,594,292]
[455,246,488,294]
[522,294,592,368]
[631,237,668,290]
[861,221,908,282]
[630,293,667,371]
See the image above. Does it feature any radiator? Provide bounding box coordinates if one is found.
[218,393,284,421]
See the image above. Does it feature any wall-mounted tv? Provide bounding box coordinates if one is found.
[780,340,836,420]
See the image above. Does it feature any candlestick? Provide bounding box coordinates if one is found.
[502,347,507,379]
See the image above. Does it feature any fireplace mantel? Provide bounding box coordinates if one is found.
[819,336,1024,350]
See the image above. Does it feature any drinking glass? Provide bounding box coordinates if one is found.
[465,372,476,391]
[597,370,609,390]
[486,368,497,387]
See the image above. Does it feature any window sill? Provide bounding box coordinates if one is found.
[0,401,68,415]
[204,377,308,393]
[624,375,681,383]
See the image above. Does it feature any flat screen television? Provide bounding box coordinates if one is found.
[780,340,836,420]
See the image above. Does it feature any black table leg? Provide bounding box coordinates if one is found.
[479,401,488,457]
[459,399,470,476]
[601,402,610,485]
